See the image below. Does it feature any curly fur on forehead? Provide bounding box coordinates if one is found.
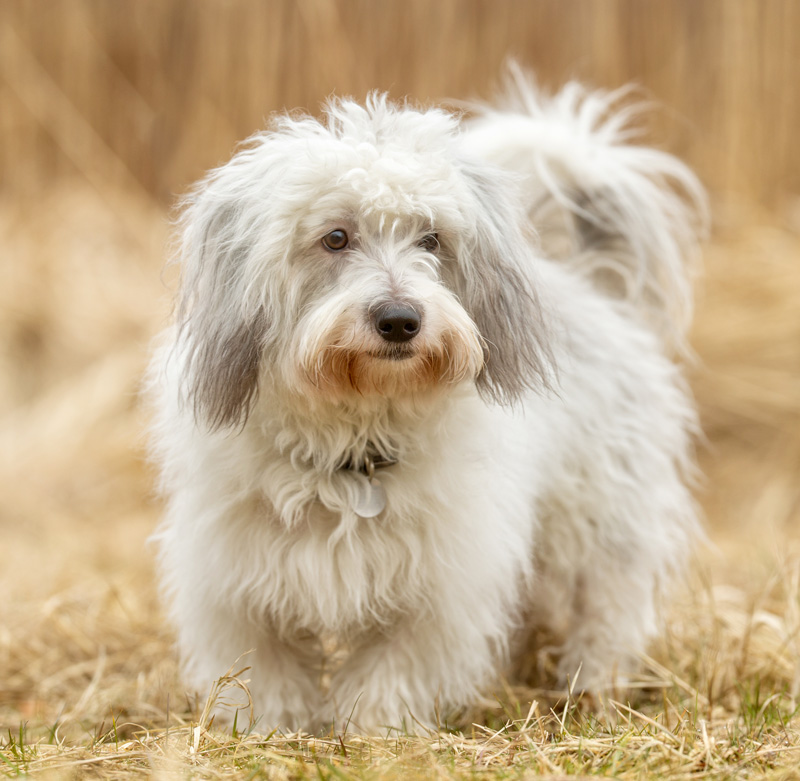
[281,92,460,152]
[264,95,474,221]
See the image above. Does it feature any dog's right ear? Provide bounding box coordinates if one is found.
[174,170,274,431]
[451,161,555,405]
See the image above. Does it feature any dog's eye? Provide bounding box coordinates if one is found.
[322,229,349,252]
[418,233,439,253]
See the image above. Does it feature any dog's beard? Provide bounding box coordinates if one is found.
[298,327,484,401]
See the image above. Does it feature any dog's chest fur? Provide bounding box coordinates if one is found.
[257,503,432,638]
[205,390,527,637]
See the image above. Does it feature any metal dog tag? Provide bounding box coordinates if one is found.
[353,477,386,518]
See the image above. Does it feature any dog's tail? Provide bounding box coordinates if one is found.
[463,64,708,350]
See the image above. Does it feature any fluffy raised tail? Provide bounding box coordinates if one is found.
[462,66,708,350]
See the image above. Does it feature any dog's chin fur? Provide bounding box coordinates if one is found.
[148,69,706,734]
[305,346,470,398]
[297,330,484,402]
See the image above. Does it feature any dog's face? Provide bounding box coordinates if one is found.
[176,96,551,428]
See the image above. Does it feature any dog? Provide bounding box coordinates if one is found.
[148,69,705,733]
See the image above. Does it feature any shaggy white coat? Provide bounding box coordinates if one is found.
[149,71,705,733]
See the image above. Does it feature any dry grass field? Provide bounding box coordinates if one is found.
[1,2,800,778]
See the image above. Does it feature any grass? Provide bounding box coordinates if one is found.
[0,185,799,777]
[4,565,800,778]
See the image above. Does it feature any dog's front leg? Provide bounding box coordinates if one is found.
[327,598,506,734]
[238,631,327,733]
[175,599,325,731]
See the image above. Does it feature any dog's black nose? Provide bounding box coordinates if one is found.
[371,304,422,343]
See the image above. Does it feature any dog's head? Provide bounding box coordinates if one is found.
[175,95,552,429]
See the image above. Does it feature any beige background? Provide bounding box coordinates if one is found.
[0,0,798,734]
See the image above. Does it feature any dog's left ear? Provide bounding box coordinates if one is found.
[453,162,554,404]
[175,192,274,432]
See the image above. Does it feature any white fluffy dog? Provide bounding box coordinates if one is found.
[149,71,705,733]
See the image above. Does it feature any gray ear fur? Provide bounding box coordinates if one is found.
[456,164,554,404]
[176,199,271,431]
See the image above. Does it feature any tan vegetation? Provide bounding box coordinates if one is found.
[1,1,799,777]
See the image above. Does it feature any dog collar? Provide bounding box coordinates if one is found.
[343,452,398,476]
[341,442,398,476]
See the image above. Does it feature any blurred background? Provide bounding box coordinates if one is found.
[0,0,798,721]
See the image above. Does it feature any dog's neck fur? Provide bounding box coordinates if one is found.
[266,384,456,471]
